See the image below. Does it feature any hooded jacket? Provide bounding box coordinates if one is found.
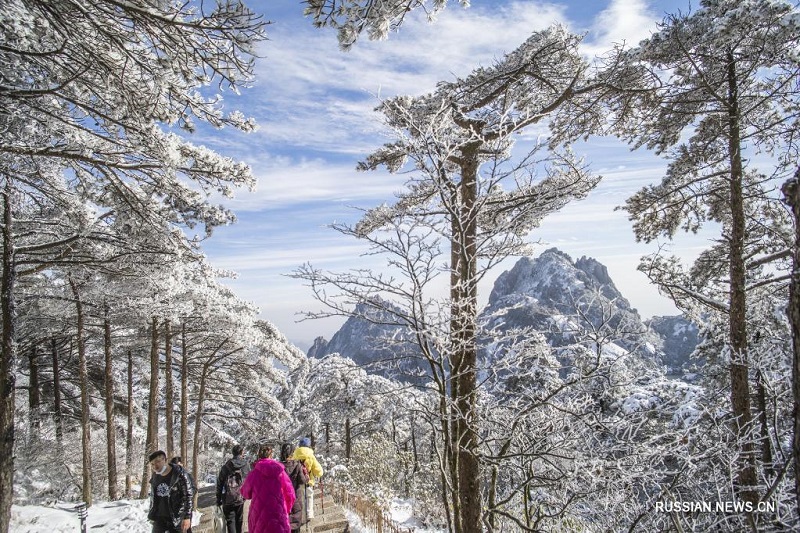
[240,458,296,533]
[147,464,194,528]
[216,456,250,506]
[289,446,323,486]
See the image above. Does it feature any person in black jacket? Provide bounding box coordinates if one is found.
[170,457,196,497]
[280,443,309,533]
[216,444,250,533]
[147,450,194,533]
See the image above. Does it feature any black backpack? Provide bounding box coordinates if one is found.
[223,467,244,506]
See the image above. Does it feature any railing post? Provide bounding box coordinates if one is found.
[75,502,88,533]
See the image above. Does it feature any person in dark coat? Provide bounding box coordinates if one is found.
[216,444,250,533]
[170,457,196,496]
[147,450,194,533]
[280,443,310,532]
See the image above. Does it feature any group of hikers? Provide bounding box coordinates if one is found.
[146,437,324,533]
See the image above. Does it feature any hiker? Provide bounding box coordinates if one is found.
[147,450,194,533]
[280,443,310,533]
[290,437,323,520]
[216,444,249,533]
[241,444,296,533]
[170,457,196,496]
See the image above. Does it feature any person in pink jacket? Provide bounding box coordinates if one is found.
[240,445,296,533]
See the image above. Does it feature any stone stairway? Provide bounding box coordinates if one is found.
[192,485,349,533]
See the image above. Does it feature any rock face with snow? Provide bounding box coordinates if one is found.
[311,298,424,381]
[483,248,655,355]
[310,248,699,378]
[646,315,701,372]
[307,336,329,359]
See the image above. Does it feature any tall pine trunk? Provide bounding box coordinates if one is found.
[104,304,118,500]
[437,393,454,533]
[447,147,481,533]
[164,320,174,458]
[51,337,63,448]
[126,349,133,498]
[726,51,757,503]
[180,323,188,464]
[28,342,41,436]
[345,417,351,459]
[140,316,159,499]
[0,182,17,533]
[191,361,210,488]
[69,277,92,507]
[755,370,774,478]
[782,169,800,517]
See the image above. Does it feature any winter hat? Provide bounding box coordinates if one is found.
[299,437,311,447]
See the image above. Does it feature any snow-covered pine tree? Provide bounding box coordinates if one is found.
[0,0,264,527]
[294,24,634,532]
[612,0,800,514]
[783,167,800,517]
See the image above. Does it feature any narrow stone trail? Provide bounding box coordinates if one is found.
[192,485,349,533]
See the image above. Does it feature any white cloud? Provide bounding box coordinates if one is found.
[247,1,568,154]
[194,0,705,347]
[584,0,662,54]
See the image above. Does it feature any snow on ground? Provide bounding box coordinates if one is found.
[389,498,445,532]
[344,497,446,532]
[11,499,160,533]
[344,509,371,532]
[12,494,439,532]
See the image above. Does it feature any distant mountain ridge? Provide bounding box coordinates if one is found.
[309,248,700,376]
[309,298,424,380]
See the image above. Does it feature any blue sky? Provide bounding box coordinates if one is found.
[194,0,709,350]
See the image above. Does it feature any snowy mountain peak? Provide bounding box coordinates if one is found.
[314,249,699,378]
[307,336,329,358]
[488,248,632,314]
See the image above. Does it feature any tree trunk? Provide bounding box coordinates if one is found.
[438,391,454,533]
[488,465,498,531]
[448,187,463,533]
[410,417,418,476]
[51,337,63,448]
[164,320,174,458]
[140,316,160,499]
[345,417,351,460]
[0,183,17,533]
[28,341,41,435]
[191,362,210,488]
[726,51,757,503]
[180,323,188,464]
[126,349,133,498]
[69,277,92,507]
[755,370,774,478]
[449,150,482,533]
[104,304,118,500]
[781,169,800,517]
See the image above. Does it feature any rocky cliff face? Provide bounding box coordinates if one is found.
[310,249,700,378]
[646,315,701,372]
[311,298,424,381]
[484,248,655,355]
[306,336,329,359]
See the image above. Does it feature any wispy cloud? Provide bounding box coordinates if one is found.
[194,0,691,347]
[588,0,662,49]
[248,1,568,155]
